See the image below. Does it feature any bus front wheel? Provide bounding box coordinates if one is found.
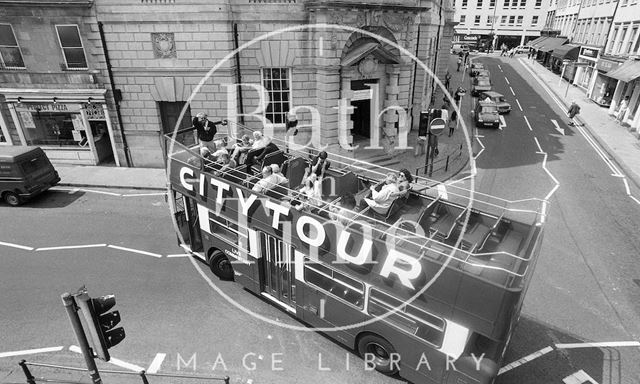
[357,334,399,375]
[208,250,234,281]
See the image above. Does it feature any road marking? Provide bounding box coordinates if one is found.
[123,192,166,197]
[516,99,523,111]
[551,119,565,135]
[563,370,599,384]
[35,244,107,252]
[523,115,533,131]
[509,86,515,96]
[498,346,554,375]
[556,341,640,349]
[70,346,145,372]
[474,134,486,159]
[0,241,34,251]
[498,65,503,72]
[436,184,449,200]
[166,253,191,258]
[534,137,543,153]
[108,245,162,258]
[80,189,123,196]
[499,115,506,130]
[147,353,166,373]
[504,77,510,85]
[0,346,64,358]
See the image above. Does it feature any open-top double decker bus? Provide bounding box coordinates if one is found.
[165,122,545,384]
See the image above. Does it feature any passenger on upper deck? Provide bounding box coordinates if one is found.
[211,139,229,159]
[308,150,331,179]
[363,172,400,214]
[245,131,277,173]
[213,153,237,176]
[231,134,252,163]
[270,164,288,185]
[193,112,217,156]
[291,173,322,211]
[251,166,277,194]
[395,168,413,198]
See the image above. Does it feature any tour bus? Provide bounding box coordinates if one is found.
[165,124,545,384]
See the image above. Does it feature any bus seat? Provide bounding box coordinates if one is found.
[262,149,286,168]
[286,157,308,188]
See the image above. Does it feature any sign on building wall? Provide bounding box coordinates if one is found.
[580,47,599,60]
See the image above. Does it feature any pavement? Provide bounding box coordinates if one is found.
[51,53,640,192]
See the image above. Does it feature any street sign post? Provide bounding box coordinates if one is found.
[423,114,447,176]
[430,118,446,136]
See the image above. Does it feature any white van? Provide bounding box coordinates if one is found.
[451,43,470,54]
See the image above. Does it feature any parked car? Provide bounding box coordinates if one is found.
[0,146,60,206]
[451,43,470,54]
[472,77,492,96]
[470,62,485,77]
[514,45,533,54]
[479,91,512,114]
[475,69,491,79]
[473,100,501,129]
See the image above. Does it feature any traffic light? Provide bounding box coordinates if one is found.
[418,111,430,137]
[76,292,125,361]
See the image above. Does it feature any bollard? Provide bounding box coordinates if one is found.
[139,370,150,384]
[18,360,36,384]
[445,155,450,172]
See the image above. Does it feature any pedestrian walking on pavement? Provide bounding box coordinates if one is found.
[457,57,462,72]
[567,101,580,126]
[527,49,532,59]
[500,43,507,56]
[464,51,469,65]
[444,71,452,92]
[616,96,629,123]
[509,49,515,58]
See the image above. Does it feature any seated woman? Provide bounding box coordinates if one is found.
[307,150,331,180]
[363,172,399,215]
[290,173,322,212]
[231,134,253,164]
[213,153,237,176]
[394,168,413,198]
[329,193,357,225]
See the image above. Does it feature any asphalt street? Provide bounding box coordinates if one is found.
[1,55,640,384]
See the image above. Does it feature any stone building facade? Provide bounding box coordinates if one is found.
[0,0,123,166]
[96,0,454,167]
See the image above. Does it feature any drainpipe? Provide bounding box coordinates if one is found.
[410,22,422,130]
[233,22,245,126]
[98,21,132,167]
[431,0,444,103]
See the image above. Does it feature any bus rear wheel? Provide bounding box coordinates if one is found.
[209,250,234,281]
[3,192,20,206]
[357,334,399,375]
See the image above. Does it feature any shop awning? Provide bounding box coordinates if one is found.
[551,44,581,60]
[529,36,549,49]
[538,37,569,53]
[605,60,640,82]
[0,88,106,103]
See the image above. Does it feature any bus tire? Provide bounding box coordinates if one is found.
[208,250,234,281]
[3,192,20,207]
[357,334,399,375]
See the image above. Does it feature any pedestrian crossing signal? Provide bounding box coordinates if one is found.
[76,292,125,361]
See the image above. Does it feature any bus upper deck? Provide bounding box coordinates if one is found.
[165,122,545,293]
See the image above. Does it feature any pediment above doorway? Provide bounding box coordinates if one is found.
[341,38,400,68]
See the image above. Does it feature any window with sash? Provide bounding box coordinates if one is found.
[0,24,25,69]
[261,68,291,125]
[56,25,88,70]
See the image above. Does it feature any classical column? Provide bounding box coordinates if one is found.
[7,103,27,145]
[383,65,401,152]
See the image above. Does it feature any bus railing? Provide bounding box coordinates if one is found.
[164,126,543,288]
[18,359,230,384]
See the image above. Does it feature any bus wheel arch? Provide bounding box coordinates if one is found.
[207,248,234,281]
[355,332,400,375]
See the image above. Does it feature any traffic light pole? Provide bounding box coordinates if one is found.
[61,293,102,384]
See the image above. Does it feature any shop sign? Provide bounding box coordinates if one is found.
[580,47,599,60]
[16,103,82,113]
[596,58,621,73]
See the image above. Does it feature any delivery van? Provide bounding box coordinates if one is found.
[0,146,60,206]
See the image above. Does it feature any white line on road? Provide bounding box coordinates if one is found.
[516,99,523,111]
[556,341,640,349]
[498,346,554,375]
[523,115,533,131]
[70,346,145,372]
[147,353,166,373]
[107,245,163,258]
[533,137,543,153]
[504,77,510,85]
[35,244,107,252]
[0,346,64,358]
[79,189,123,197]
[509,86,515,96]
[0,241,34,251]
[474,135,486,159]
[166,253,191,258]
[499,115,506,130]
[498,65,503,72]
[551,119,565,135]
[563,370,599,384]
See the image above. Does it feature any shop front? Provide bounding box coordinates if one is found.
[606,60,640,130]
[588,57,623,107]
[0,89,119,166]
[574,47,599,91]
[551,44,580,80]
